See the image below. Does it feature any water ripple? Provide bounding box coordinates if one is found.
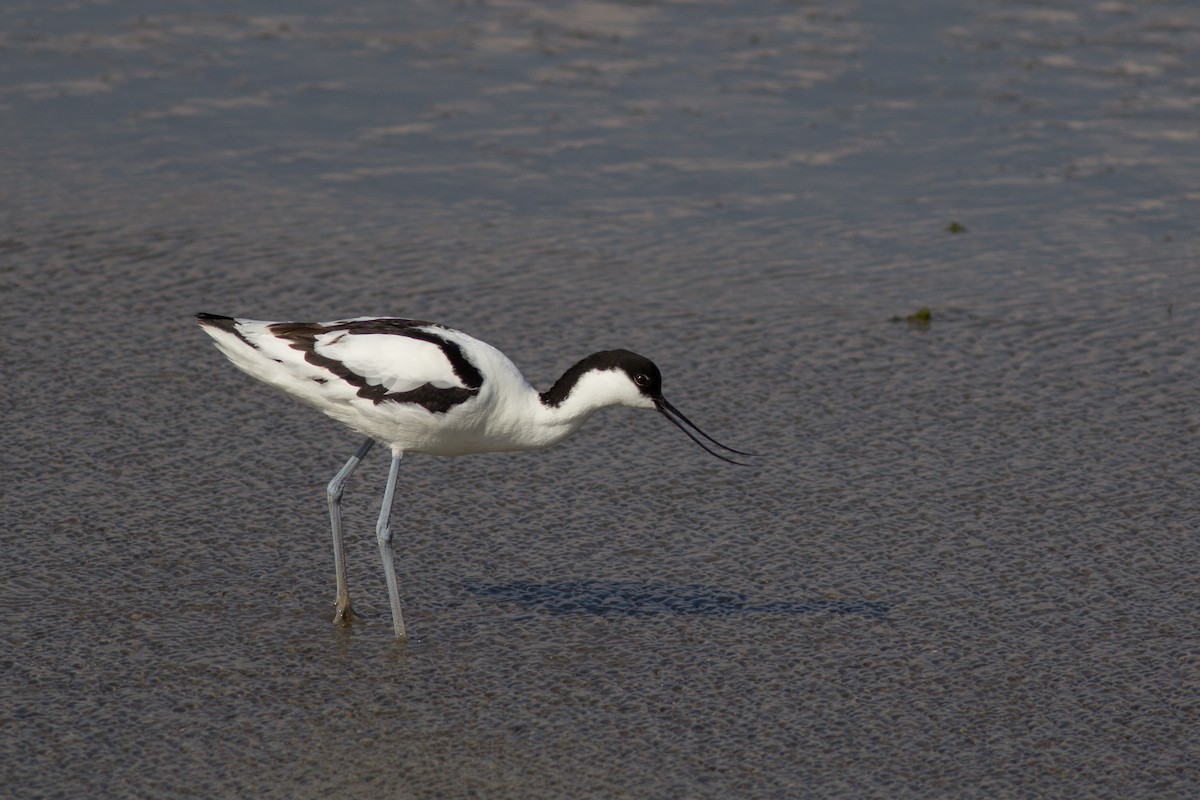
[466,579,890,619]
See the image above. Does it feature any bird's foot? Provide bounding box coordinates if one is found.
[333,600,358,627]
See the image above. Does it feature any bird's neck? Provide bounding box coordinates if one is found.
[522,368,642,447]
[468,355,646,453]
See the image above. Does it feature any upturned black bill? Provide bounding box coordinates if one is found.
[655,397,756,466]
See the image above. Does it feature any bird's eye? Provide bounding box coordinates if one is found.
[634,373,650,387]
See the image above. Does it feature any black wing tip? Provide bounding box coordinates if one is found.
[195,313,240,335]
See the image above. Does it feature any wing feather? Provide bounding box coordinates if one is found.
[312,331,465,394]
[198,315,482,415]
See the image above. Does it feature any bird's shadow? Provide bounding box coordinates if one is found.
[464,580,889,620]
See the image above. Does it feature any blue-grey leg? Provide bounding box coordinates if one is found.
[376,451,407,639]
[327,437,375,626]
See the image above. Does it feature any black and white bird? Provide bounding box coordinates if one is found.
[196,313,752,639]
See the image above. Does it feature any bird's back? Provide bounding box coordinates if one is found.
[196,313,546,454]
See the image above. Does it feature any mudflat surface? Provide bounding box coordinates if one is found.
[2,1,1197,797]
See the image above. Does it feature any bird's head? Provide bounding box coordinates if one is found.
[543,349,755,465]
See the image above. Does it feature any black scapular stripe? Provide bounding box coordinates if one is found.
[268,318,483,414]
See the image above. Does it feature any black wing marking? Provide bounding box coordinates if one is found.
[269,318,483,414]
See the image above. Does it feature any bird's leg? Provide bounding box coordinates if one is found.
[327,438,375,626]
[375,451,407,639]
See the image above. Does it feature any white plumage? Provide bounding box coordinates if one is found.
[196,312,751,639]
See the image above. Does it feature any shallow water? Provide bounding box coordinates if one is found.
[3,1,1198,797]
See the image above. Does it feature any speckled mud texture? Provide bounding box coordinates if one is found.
[2,1,1198,798]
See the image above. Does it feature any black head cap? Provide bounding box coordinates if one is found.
[605,349,662,398]
[540,349,662,407]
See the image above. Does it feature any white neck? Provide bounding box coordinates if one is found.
[489,367,653,452]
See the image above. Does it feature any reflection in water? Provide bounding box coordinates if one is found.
[467,580,889,619]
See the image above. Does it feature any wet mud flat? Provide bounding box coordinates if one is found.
[2,1,1198,797]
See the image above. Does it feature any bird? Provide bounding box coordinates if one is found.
[195,312,753,638]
